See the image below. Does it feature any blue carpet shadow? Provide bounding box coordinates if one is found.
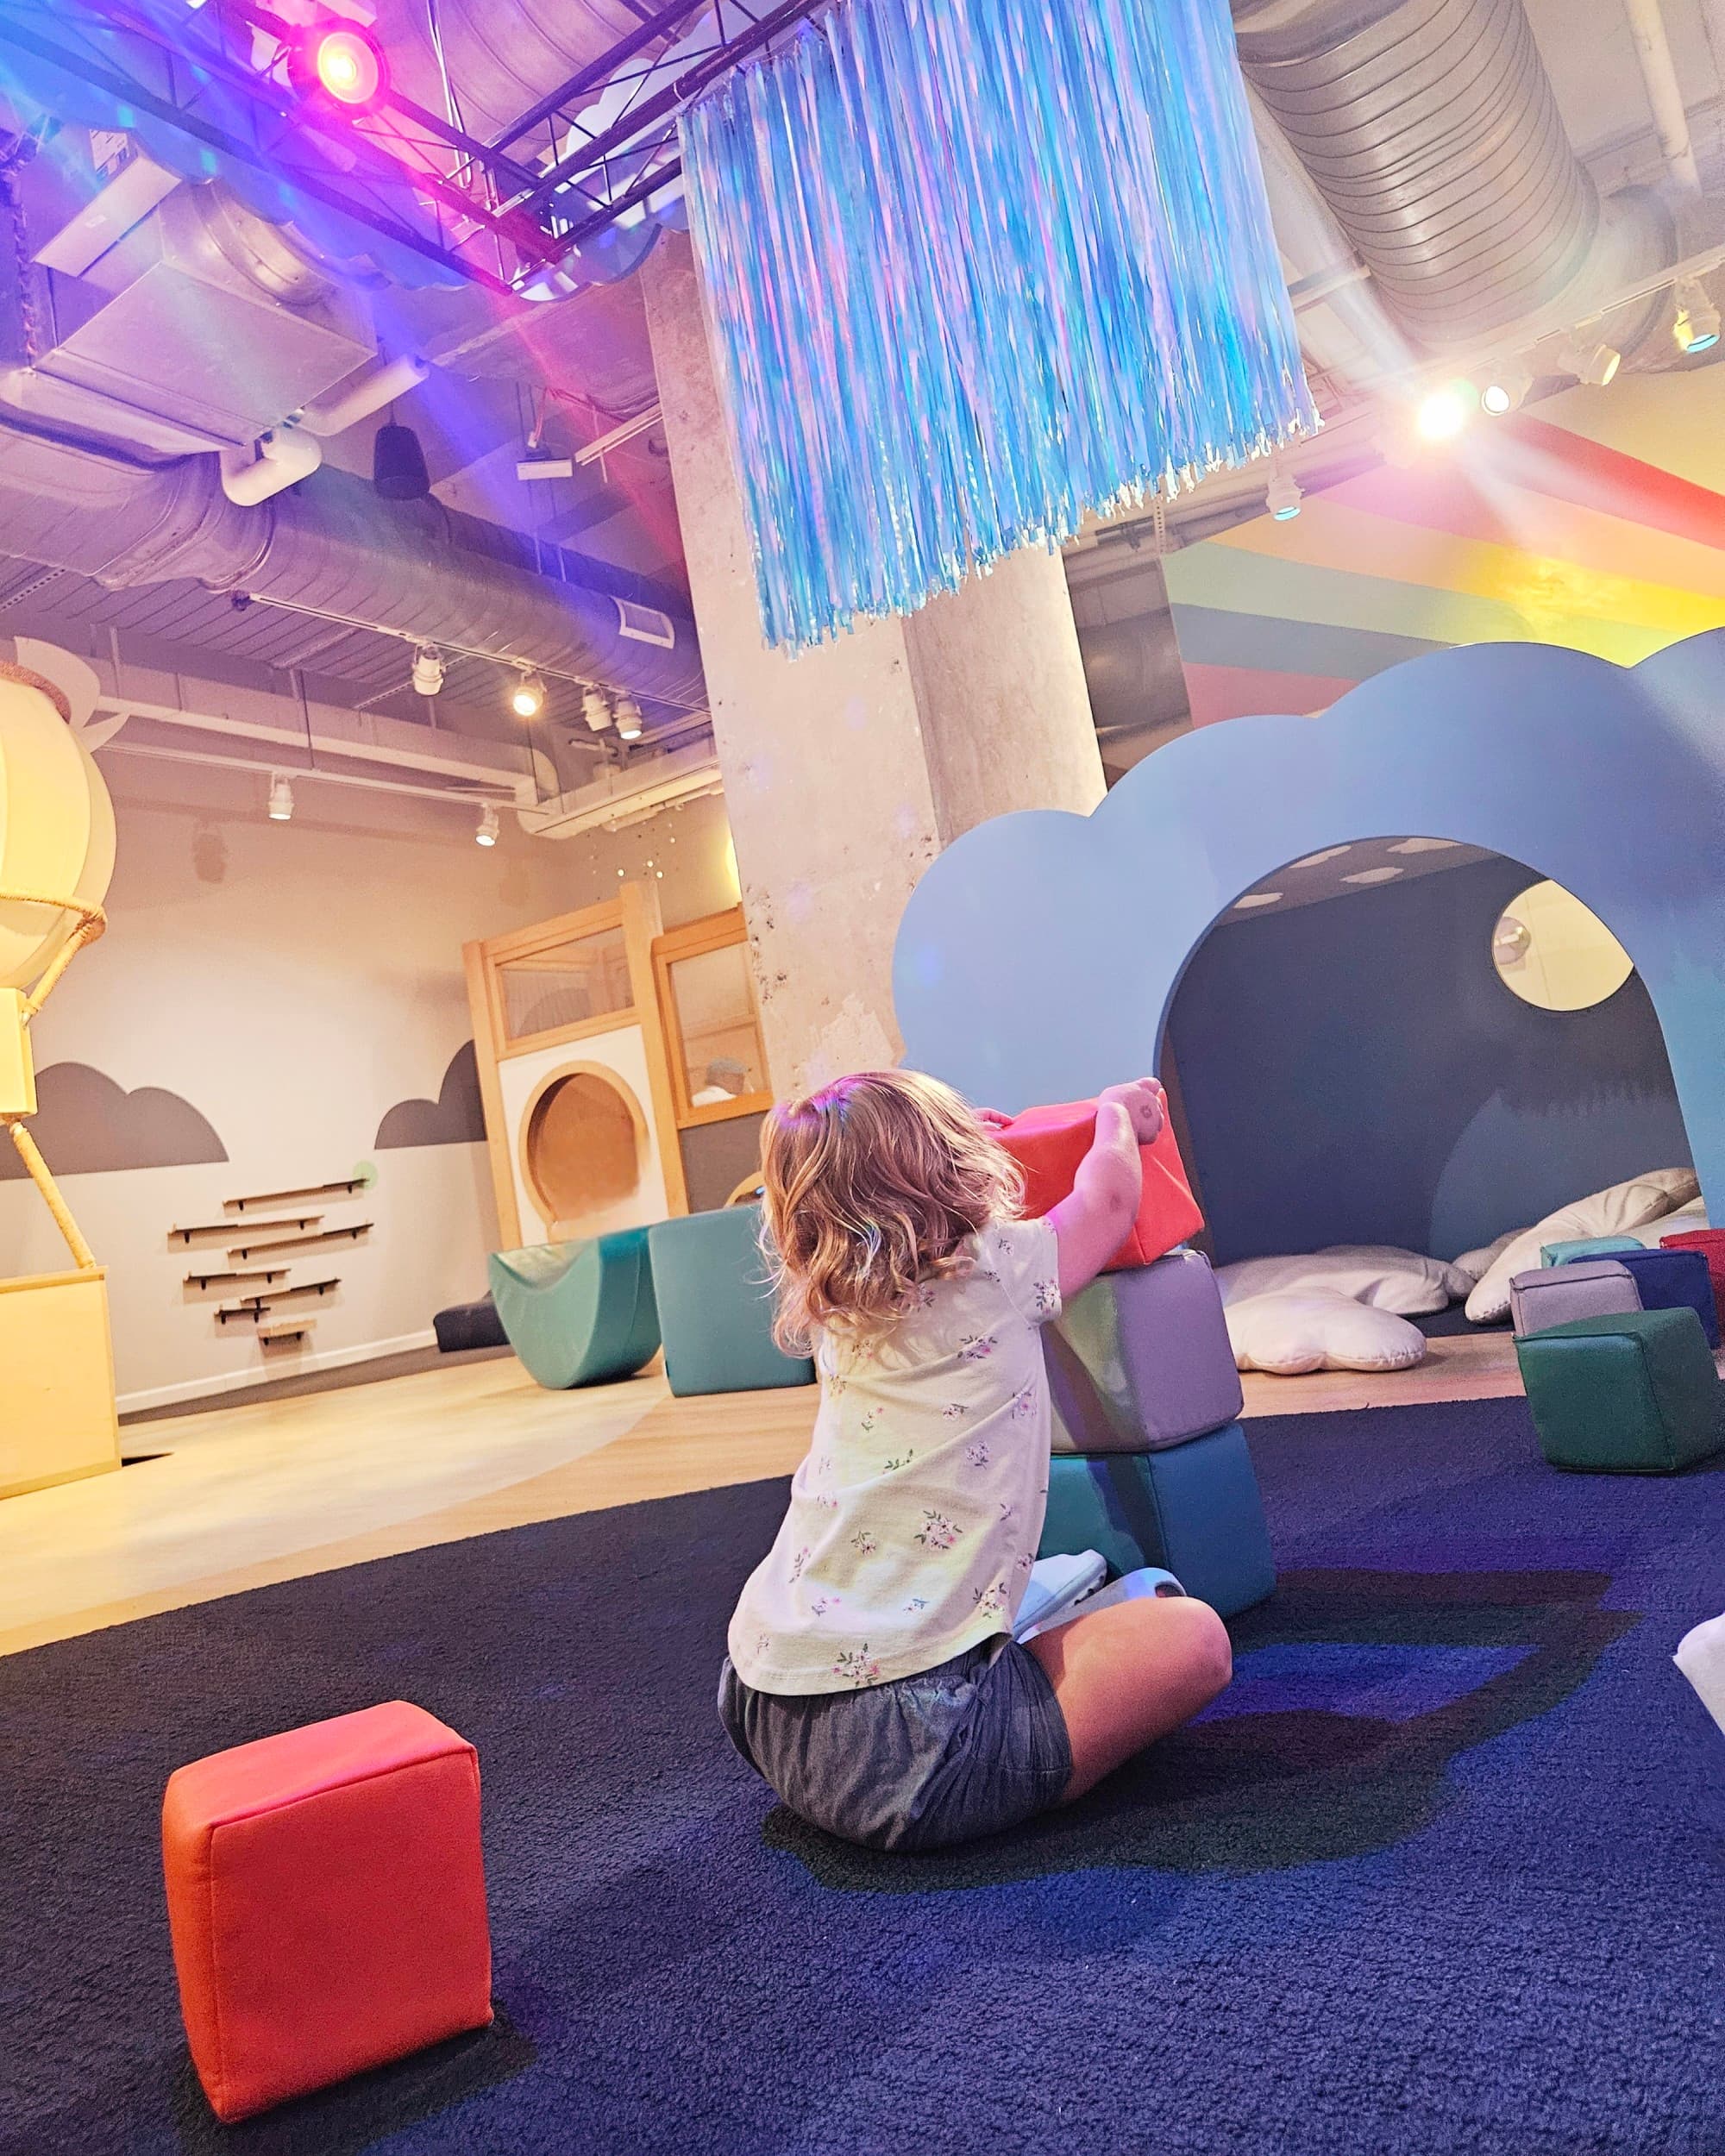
[1,1394,1720,2156]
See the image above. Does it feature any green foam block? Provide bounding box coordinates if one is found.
[1515,1307,1724,1474]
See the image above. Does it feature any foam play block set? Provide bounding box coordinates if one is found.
[648,1203,814,1397]
[1034,1238,1273,1619]
[1515,1308,1725,1475]
[1509,1257,1640,1338]
[162,1702,492,2122]
[994,1098,1203,1272]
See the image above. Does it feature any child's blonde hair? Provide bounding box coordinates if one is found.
[759,1070,1023,1351]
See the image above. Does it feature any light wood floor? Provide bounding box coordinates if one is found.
[0,1332,1532,1660]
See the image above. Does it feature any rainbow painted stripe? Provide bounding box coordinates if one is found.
[1165,414,1725,726]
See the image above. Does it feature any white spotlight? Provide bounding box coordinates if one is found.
[476,802,499,848]
[1673,279,1722,355]
[1264,467,1302,521]
[1416,384,1471,441]
[1556,336,1621,387]
[1480,366,1531,417]
[510,669,545,719]
[267,773,294,823]
[581,686,613,732]
[614,693,644,741]
[411,645,444,696]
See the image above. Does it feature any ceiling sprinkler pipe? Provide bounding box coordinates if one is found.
[1621,0,1703,194]
[219,425,323,506]
[298,353,432,439]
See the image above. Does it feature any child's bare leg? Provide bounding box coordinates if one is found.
[1024,1594,1233,1801]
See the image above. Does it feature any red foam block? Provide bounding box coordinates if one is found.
[995,1098,1204,1272]
[162,1701,492,2123]
[1660,1228,1725,1327]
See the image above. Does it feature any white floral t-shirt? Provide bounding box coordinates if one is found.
[727,1218,1063,1695]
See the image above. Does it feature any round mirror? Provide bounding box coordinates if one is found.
[1491,880,1632,1011]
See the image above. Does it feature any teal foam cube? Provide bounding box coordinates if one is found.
[1038,1421,1275,1618]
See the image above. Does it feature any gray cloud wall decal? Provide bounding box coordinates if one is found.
[373,1040,486,1150]
[0,1064,229,1177]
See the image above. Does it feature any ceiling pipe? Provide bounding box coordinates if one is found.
[1621,0,1703,195]
[296,352,431,438]
[219,423,323,506]
[0,422,706,709]
[1229,0,1690,364]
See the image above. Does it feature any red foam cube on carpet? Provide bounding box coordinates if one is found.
[161,1701,492,2123]
[1660,1228,1725,1326]
[995,1098,1204,1272]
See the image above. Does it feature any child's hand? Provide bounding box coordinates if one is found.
[974,1106,1013,1132]
[1098,1077,1165,1147]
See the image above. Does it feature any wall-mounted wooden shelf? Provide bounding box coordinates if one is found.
[225,1180,367,1213]
[258,1319,313,1346]
[172,1215,321,1246]
[185,1267,288,1290]
[227,1223,373,1262]
[216,1279,341,1324]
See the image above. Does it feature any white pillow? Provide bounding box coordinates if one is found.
[1226,1290,1428,1376]
[1452,1230,1518,1286]
[1215,1245,1471,1316]
[1631,1195,1709,1246]
[1464,1168,1702,1324]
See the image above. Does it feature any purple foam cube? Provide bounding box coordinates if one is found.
[1045,1247,1242,1454]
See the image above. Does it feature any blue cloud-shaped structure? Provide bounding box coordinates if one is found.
[894,631,1725,1213]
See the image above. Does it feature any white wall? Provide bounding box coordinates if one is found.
[0,755,736,1411]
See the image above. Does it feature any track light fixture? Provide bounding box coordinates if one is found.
[476,802,499,848]
[581,686,613,732]
[614,693,644,741]
[1672,279,1722,356]
[411,646,444,696]
[267,773,294,823]
[1264,466,1302,521]
[510,669,545,720]
[1556,337,1621,387]
[1480,365,1531,417]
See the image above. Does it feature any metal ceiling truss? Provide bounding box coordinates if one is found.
[0,0,830,294]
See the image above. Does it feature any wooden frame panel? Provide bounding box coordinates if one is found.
[463,934,522,1250]
[621,881,689,1214]
[651,906,774,1130]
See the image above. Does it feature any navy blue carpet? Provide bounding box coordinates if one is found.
[3,1395,1721,2156]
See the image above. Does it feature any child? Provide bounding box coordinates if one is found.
[719,1069,1233,1852]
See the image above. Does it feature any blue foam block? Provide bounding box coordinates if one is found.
[1038,1421,1275,1620]
[1615,1246,1720,1349]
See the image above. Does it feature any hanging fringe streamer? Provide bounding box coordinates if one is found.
[681,0,1319,654]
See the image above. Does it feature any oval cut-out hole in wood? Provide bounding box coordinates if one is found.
[522,1065,646,1235]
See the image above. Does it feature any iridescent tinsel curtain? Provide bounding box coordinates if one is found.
[680,0,1317,653]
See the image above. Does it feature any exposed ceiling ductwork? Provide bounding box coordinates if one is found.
[1231,0,1694,367]
[375,0,648,141]
[0,423,705,709]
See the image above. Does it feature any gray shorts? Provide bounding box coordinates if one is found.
[718,1637,1073,1852]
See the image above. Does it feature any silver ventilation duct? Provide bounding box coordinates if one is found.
[1232,0,1675,356]
[0,423,705,708]
[378,0,648,139]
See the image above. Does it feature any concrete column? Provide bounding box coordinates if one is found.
[643,234,1103,1094]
